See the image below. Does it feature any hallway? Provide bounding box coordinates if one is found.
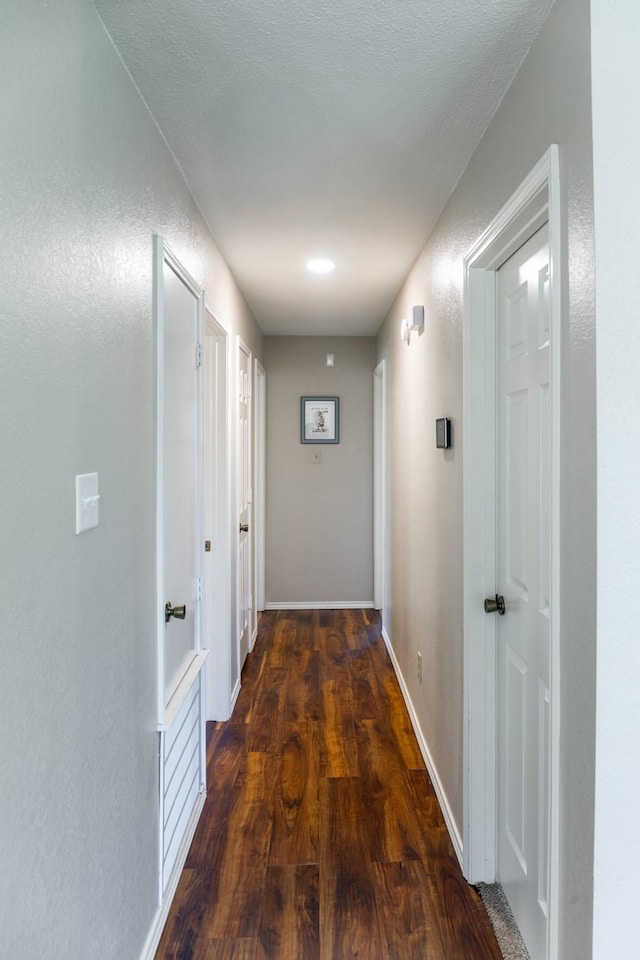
[156,610,502,959]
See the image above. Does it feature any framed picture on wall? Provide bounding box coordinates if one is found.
[300,396,340,444]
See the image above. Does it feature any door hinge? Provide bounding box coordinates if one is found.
[248,594,253,611]
[195,342,203,368]
[196,576,203,601]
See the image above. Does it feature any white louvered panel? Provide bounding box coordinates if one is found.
[164,723,199,829]
[164,743,200,855]
[162,677,203,892]
[165,682,198,767]
[165,689,199,803]
[163,767,200,888]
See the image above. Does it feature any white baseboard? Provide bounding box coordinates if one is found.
[229,676,241,715]
[381,626,464,867]
[264,601,375,610]
[138,788,207,960]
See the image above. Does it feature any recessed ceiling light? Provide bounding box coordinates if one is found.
[306,258,336,275]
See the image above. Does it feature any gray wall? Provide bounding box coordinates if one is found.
[375,0,595,956]
[264,337,376,605]
[0,1,262,958]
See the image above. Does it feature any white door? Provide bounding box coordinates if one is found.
[496,223,550,958]
[255,362,266,616]
[237,339,252,670]
[204,308,233,720]
[155,240,207,900]
[162,258,201,704]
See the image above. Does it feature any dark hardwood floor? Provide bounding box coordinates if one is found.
[155,609,502,960]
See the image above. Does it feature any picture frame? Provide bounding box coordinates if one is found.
[300,396,340,444]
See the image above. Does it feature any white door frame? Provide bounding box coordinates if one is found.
[254,360,266,621]
[373,359,389,619]
[203,301,233,719]
[152,236,208,920]
[237,336,253,672]
[462,147,562,960]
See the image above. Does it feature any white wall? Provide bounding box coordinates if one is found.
[375,0,596,956]
[264,336,376,606]
[0,1,262,957]
[591,2,640,954]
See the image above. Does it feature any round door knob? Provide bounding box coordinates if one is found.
[484,595,505,615]
[165,602,187,623]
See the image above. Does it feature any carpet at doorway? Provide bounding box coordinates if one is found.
[476,883,531,960]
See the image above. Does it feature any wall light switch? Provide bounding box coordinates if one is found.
[312,451,321,464]
[75,473,100,534]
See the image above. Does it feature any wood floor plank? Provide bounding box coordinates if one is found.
[268,722,319,865]
[321,862,385,960]
[256,864,319,960]
[376,663,426,771]
[185,723,248,869]
[319,776,376,865]
[405,773,503,959]
[350,646,383,720]
[267,616,297,669]
[406,768,463,861]
[320,677,358,777]
[373,860,447,960]
[154,868,208,959]
[191,939,258,960]
[247,666,288,754]
[282,623,321,723]
[356,718,423,863]
[318,624,351,680]
[199,753,276,939]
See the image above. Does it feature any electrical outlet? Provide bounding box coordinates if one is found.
[417,651,423,684]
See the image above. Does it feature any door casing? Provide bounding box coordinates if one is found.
[462,147,562,960]
[236,336,253,674]
[255,360,266,621]
[152,236,207,914]
[204,301,233,719]
[373,359,389,619]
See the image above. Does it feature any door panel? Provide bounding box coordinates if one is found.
[506,389,528,598]
[163,261,199,703]
[497,223,550,959]
[237,340,251,670]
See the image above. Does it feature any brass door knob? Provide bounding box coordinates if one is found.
[165,602,186,623]
[239,523,249,533]
[484,595,505,615]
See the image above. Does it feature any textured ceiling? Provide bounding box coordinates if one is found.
[94,0,553,335]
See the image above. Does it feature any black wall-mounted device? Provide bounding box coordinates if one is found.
[436,418,451,449]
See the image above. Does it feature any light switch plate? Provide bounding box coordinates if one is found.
[75,473,100,534]
[312,451,321,464]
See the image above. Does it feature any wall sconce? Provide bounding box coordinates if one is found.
[400,305,425,345]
